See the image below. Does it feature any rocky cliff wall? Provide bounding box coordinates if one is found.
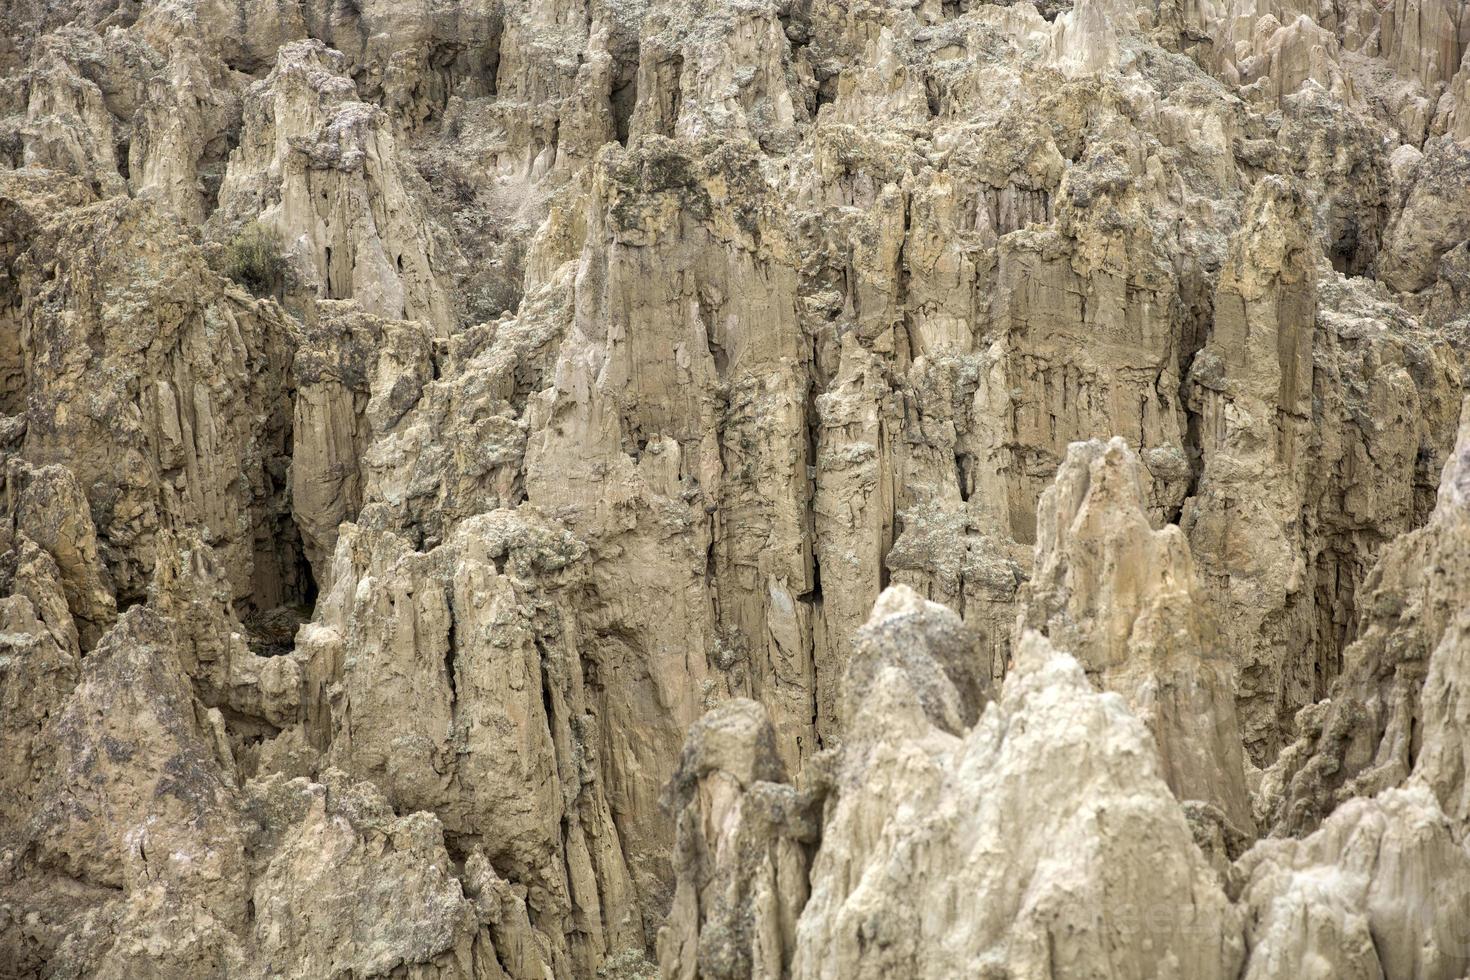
[2,0,1470,976]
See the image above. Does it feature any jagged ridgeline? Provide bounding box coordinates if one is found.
[1,0,1469,976]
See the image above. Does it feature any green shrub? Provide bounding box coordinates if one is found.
[596,949,657,980]
[222,222,284,296]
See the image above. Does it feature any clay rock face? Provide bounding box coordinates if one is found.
[1021,437,1253,829]
[0,555,537,978]
[1375,0,1468,99]
[792,599,1244,980]
[9,30,137,198]
[4,460,115,650]
[243,772,494,979]
[1181,175,1319,764]
[293,510,644,977]
[1261,397,1470,836]
[1,169,305,613]
[843,585,993,734]
[215,39,459,333]
[124,36,241,225]
[0,534,82,836]
[1183,176,1458,763]
[4,0,1470,974]
[1215,10,1354,107]
[1380,137,1470,294]
[1238,786,1470,980]
[0,603,252,977]
[660,587,1248,980]
[657,699,818,980]
[290,299,434,583]
[144,529,302,730]
[1414,610,1470,832]
[521,137,815,773]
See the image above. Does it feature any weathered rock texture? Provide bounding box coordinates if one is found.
[2,0,1470,975]
[1023,436,1253,830]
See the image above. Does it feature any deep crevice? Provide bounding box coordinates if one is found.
[813,73,838,118]
[445,595,459,705]
[955,451,973,502]
[611,70,637,147]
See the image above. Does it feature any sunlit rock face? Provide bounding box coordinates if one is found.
[1,0,1468,975]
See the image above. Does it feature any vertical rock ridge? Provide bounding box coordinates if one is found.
[2,0,1469,974]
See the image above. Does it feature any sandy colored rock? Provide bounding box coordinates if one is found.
[792,609,1244,980]
[1261,397,1470,836]
[213,39,459,332]
[1238,786,1470,980]
[1,169,305,612]
[656,699,818,980]
[1,0,1469,975]
[289,299,434,584]
[1021,436,1253,829]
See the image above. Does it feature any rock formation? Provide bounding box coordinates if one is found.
[2,0,1469,975]
[1260,396,1470,837]
[1022,436,1253,830]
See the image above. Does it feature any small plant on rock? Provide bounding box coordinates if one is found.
[222,222,284,297]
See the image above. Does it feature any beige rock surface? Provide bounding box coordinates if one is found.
[1021,436,1253,829]
[793,601,1244,980]
[1260,396,1470,836]
[1238,786,1470,980]
[656,699,817,980]
[2,0,1470,974]
[289,299,434,584]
